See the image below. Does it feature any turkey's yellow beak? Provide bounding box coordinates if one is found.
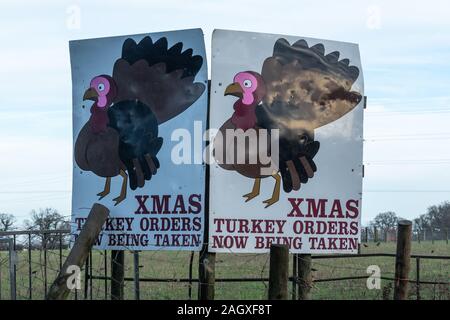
[224,82,243,98]
[83,87,98,101]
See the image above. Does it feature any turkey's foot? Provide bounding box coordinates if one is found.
[97,177,111,200]
[113,170,128,206]
[243,178,261,202]
[263,173,281,208]
[113,194,126,206]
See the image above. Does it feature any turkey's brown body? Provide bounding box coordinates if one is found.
[214,119,273,179]
[74,121,124,178]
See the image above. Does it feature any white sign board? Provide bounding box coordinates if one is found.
[70,29,208,251]
[209,30,364,254]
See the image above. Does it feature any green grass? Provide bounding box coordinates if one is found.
[0,241,448,300]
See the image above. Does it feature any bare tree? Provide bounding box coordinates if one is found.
[24,208,69,249]
[424,202,450,230]
[370,211,398,231]
[413,214,425,230]
[0,213,16,231]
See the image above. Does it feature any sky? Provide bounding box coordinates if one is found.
[0,0,449,226]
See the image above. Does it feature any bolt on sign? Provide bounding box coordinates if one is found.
[70,29,208,250]
[209,30,364,254]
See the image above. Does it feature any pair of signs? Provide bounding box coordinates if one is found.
[70,29,364,254]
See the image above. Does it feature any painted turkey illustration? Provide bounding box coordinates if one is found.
[214,38,362,207]
[75,36,205,205]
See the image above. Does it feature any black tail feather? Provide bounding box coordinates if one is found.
[127,154,160,191]
[293,157,308,184]
[124,159,138,191]
[152,156,160,169]
[139,156,152,181]
[279,139,320,193]
[279,161,293,193]
[120,36,203,78]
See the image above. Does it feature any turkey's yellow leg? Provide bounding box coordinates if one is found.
[113,170,128,206]
[97,177,111,200]
[263,173,281,208]
[243,178,261,202]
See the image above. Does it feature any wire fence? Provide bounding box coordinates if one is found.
[361,226,449,243]
[0,228,448,300]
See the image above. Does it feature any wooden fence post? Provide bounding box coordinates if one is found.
[47,203,109,300]
[198,79,215,300]
[198,247,216,300]
[188,251,195,299]
[297,254,312,300]
[133,251,140,300]
[446,228,449,245]
[291,254,298,300]
[111,250,124,300]
[374,227,378,242]
[394,220,412,300]
[416,257,420,300]
[268,244,289,300]
[430,228,434,244]
[365,227,369,242]
[84,254,89,299]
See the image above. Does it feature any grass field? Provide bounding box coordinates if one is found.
[0,240,448,300]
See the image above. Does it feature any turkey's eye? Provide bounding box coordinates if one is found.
[243,79,252,88]
[97,83,105,92]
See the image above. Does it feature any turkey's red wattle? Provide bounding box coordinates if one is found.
[89,104,109,134]
[231,100,257,131]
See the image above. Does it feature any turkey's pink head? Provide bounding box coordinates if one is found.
[224,71,266,106]
[83,75,117,108]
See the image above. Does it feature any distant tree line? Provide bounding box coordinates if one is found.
[368,201,450,237]
[0,208,69,250]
